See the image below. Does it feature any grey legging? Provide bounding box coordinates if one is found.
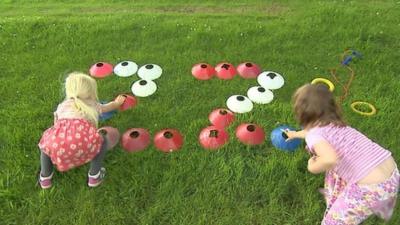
[40,135,108,177]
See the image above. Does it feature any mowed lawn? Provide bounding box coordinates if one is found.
[0,0,399,224]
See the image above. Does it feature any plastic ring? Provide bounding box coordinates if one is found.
[311,78,335,92]
[351,101,376,116]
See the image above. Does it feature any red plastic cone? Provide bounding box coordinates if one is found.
[89,62,113,78]
[235,123,265,145]
[154,129,184,153]
[121,128,151,152]
[191,63,216,80]
[237,62,261,79]
[208,108,235,128]
[98,126,120,150]
[199,126,229,150]
[119,94,137,111]
[215,62,236,80]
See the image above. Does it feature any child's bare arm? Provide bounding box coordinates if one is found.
[100,102,119,113]
[100,95,126,113]
[307,140,338,174]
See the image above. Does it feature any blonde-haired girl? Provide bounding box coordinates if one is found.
[38,72,126,188]
[285,84,398,225]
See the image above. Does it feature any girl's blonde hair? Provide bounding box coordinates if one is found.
[292,83,346,128]
[65,72,99,126]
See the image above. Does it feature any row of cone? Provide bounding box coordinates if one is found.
[89,61,162,80]
[99,123,301,153]
[191,62,261,80]
[98,127,184,153]
[192,61,284,90]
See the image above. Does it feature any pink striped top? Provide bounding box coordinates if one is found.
[305,124,391,184]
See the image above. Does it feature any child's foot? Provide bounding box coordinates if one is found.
[39,172,54,189]
[88,167,106,187]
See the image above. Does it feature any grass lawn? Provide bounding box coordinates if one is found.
[0,0,399,224]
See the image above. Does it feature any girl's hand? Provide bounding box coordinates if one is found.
[283,129,298,141]
[101,95,127,113]
[114,95,127,106]
[282,129,306,141]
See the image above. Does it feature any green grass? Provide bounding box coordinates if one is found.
[0,0,399,224]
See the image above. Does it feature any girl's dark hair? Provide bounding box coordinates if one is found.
[293,83,346,128]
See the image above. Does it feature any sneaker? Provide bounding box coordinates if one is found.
[39,172,54,189]
[88,167,106,187]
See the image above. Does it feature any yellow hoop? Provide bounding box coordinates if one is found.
[351,101,377,116]
[311,78,335,92]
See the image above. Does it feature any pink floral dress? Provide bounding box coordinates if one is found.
[38,99,103,172]
[321,169,399,225]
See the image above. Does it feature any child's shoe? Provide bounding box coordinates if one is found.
[88,167,106,187]
[39,172,54,189]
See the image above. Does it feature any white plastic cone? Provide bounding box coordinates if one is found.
[257,71,284,90]
[114,61,138,77]
[247,86,274,104]
[131,79,157,97]
[226,95,253,113]
[138,64,162,80]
